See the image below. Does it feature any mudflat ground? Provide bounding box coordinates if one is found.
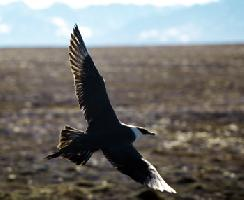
[0,45,243,200]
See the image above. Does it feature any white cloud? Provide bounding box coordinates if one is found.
[51,17,70,37]
[140,30,160,40]
[0,24,11,34]
[51,17,92,38]
[0,0,219,9]
[160,27,192,42]
[0,18,11,34]
[139,25,200,43]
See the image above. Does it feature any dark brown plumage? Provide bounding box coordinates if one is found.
[47,24,176,193]
[69,25,118,126]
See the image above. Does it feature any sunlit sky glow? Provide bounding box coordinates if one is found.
[0,0,219,9]
[0,0,243,46]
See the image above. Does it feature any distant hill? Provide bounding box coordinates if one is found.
[0,0,243,46]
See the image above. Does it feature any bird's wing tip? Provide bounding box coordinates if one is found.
[74,23,78,29]
[73,24,81,35]
[73,24,80,36]
[70,23,88,57]
[152,184,176,194]
[160,182,176,193]
[164,187,177,194]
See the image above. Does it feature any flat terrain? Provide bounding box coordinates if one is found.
[0,46,244,200]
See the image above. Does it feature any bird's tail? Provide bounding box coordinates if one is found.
[46,125,93,165]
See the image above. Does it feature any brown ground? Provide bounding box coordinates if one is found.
[0,45,243,200]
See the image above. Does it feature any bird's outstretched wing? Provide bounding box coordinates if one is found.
[102,144,176,193]
[69,25,118,126]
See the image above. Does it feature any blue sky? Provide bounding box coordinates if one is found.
[0,0,220,9]
[0,0,243,47]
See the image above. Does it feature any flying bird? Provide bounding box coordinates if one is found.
[47,25,176,193]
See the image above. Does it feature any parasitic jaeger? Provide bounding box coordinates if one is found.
[47,25,176,194]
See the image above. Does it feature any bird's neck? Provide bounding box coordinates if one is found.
[131,127,142,139]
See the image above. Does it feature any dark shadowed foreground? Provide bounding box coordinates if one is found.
[0,46,244,200]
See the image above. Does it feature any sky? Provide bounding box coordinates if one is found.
[0,0,219,9]
[0,0,243,47]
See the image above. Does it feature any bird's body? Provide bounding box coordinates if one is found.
[75,123,137,150]
[47,25,176,194]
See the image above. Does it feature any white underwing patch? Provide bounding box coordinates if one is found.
[131,127,142,139]
[121,122,143,140]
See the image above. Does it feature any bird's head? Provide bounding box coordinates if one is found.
[125,123,157,140]
[137,127,157,136]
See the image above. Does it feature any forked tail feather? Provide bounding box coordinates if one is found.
[47,125,93,165]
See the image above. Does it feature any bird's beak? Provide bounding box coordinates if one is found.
[148,131,157,136]
[138,127,157,136]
